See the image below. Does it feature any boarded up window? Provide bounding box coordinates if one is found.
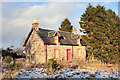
[54,49,59,59]
[55,36,58,43]
[77,39,80,44]
[78,49,81,56]
[82,50,84,55]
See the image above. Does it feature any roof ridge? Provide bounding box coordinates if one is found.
[58,30,79,35]
[58,30,72,33]
[39,28,56,31]
[39,28,80,35]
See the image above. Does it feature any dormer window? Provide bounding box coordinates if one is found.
[55,36,58,43]
[77,39,80,45]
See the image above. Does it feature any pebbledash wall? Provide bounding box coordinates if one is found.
[25,29,86,64]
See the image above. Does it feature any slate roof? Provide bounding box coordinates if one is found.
[34,28,86,46]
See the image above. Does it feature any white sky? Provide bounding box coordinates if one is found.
[1,1,119,49]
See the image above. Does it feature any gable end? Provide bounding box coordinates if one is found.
[23,28,44,47]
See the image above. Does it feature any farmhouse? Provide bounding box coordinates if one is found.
[23,19,86,63]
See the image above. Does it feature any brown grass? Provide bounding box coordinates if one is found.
[57,59,118,73]
[79,62,118,73]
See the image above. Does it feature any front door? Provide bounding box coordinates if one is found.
[67,49,71,61]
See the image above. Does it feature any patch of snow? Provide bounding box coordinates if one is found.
[13,67,119,79]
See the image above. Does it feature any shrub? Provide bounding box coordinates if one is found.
[4,56,12,63]
[13,62,22,69]
[6,62,22,70]
[7,64,13,70]
[48,58,59,69]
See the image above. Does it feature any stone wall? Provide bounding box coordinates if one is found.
[73,46,86,62]
[47,45,72,61]
[25,30,46,64]
[46,45,86,62]
[24,30,86,63]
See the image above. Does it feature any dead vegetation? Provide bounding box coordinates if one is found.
[7,58,119,75]
[57,59,118,73]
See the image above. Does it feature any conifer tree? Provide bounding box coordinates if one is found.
[59,18,73,32]
[80,4,120,64]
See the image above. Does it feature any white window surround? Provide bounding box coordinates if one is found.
[77,39,80,45]
[55,36,58,43]
[78,49,81,56]
[54,49,59,59]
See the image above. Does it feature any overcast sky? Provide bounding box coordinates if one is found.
[1,0,119,49]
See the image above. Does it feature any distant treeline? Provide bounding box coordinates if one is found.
[1,47,25,60]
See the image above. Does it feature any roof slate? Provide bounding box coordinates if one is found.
[34,28,86,46]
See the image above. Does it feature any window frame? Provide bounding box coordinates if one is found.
[54,48,60,59]
[54,36,58,43]
[77,39,80,45]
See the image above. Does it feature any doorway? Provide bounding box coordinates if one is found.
[67,49,71,61]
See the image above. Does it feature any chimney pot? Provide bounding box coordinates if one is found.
[32,18,39,30]
[34,18,38,23]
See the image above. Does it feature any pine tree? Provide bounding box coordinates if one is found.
[59,18,73,32]
[80,4,120,64]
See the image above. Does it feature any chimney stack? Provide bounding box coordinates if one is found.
[32,18,39,30]
[72,26,77,34]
